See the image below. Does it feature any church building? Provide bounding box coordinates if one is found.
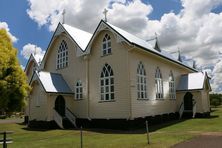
[25,18,211,128]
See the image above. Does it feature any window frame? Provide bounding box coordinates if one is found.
[102,34,112,56]
[169,71,176,99]
[75,80,83,100]
[137,62,148,100]
[155,67,164,99]
[57,40,68,69]
[100,63,114,101]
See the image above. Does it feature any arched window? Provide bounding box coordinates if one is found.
[57,40,68,69]
[75,80,83,100]
[155,67,163,99]
[102,34,111,55]
[100,64,114,101]
[169,71,176,99]
[137,62,147,99]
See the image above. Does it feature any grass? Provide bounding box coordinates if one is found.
[0,108,222,148]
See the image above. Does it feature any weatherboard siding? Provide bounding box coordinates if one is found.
[128,48,192,118]
[176,91,203,113]
[44,33,88,118]
[29,82,48,121]
[201,89,210,113]
[88,30,130,119]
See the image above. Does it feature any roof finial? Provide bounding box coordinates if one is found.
[178,47,182,62]
[34,45,37,56]
[62,9,66,24]
[155,32,158,39]
[103,8,108,22]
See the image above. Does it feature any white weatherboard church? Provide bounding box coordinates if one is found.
[25,13,211,128]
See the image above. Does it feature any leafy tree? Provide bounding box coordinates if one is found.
[0,29,30,113]
[210,93,222,107]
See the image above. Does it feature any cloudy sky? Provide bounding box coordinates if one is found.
[0,0,222,92]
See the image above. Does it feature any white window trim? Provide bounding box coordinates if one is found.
[57,40,68,69]
[137,62,148,100]
[169,71,176,99]
[155,67,164,99]
[75,80,83,100]
[102,34,111,56]
[100,64,114,101]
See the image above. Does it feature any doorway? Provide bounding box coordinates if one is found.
[183,92,193,111]
[55,95,65,116]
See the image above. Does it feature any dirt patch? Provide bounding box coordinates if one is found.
[172,135,222,148]
[201,132,222,136]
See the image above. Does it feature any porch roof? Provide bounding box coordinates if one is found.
[36,71,73,94]
[177,72,207,91]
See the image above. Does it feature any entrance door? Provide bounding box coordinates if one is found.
[55,95,65,116]
[183,92,193,111]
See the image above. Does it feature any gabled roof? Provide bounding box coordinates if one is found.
[24,54,43,73]
[106,22,154,50]
[177,72,211,91]
[40,23,92,69]
[32,71,73,94]
[93,20,197,72]
[39,20,197,72]
[62,24,92,50]
[33,54,43,65]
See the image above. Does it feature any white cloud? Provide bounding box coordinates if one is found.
[26,0,222,92]
[211,60,222,93]
[21,43,45,60]
[27,0,109,32]
[0,22,18,42]
[21,65,25,70]
[108,0,153,35]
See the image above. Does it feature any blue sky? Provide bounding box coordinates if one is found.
[0,0,183,66]
[0,0,51,66]
[0,0,222,92]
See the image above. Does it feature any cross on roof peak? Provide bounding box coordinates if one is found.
[103,8,108,22]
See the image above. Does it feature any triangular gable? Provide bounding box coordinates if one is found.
[24,54,41,74]
[40,23,92,69]
[30,71,73,94]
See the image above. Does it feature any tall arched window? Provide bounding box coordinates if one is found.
[75,80,83,100]
[137,62,147,99]
[57,40,68,69]
[102,34,111,55]
[155,67,163,99]
[169,71,176,99]
[100,64,114,101]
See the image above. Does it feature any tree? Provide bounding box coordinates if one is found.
[0,29,30,113]
[210,93,222,108]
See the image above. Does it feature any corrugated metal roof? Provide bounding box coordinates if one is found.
[33,54,43,66]
[177,72,206,91]
[105,22,196,71]
[107,22,154,51]
[36,71,73,94]
[62,24,92,50]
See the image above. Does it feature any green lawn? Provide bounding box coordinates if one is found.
[1,108,222,148]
